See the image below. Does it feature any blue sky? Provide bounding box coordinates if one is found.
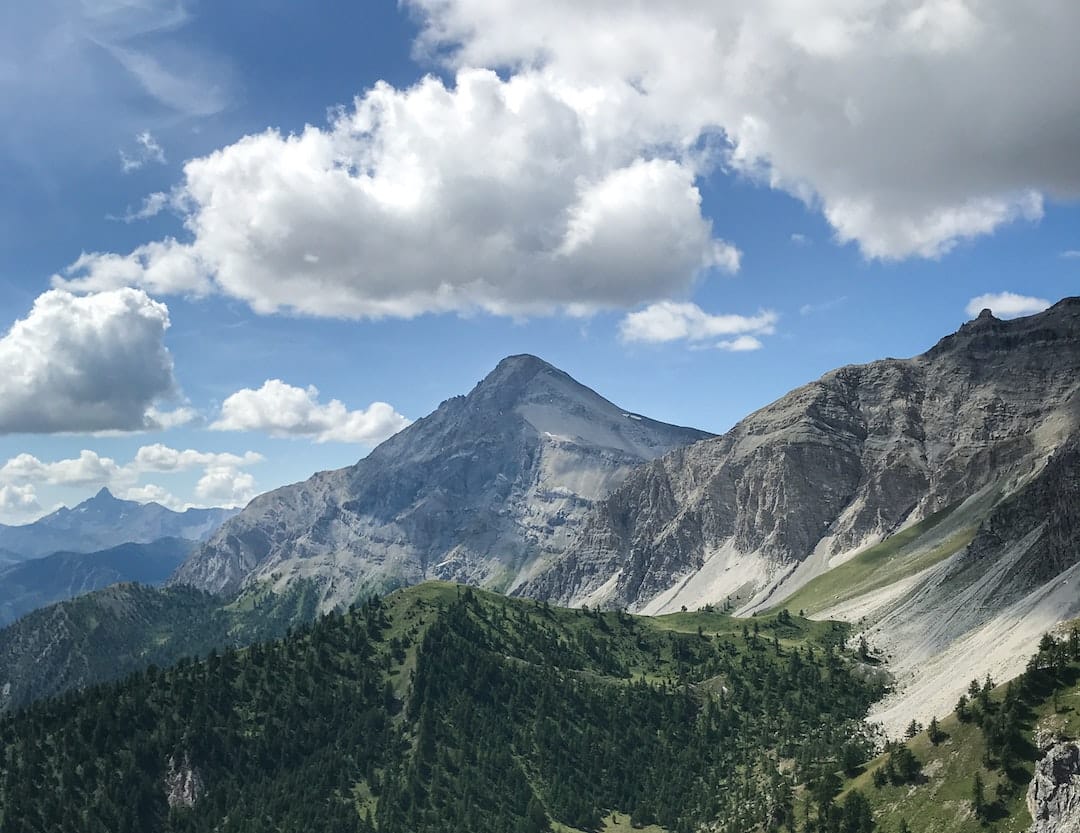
[0,0,1076,522]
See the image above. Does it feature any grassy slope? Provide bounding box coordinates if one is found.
[834,661,1080,833]
[777,504,977,616]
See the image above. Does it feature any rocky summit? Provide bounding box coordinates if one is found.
[171,355,711,607]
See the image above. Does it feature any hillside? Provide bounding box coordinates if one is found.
[172,355,711,607]
[0,581,319,712]
[0,538,195,626]
[829,627,1080,833]
[0,583,882,833]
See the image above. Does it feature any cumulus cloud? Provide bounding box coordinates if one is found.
[0,288,181,434]
[965,292,1052,319]
[56,69,739,318]
[120,131,166,173]
[0,450,125,488]
[619,302,777,349]
[408,0,1079,259]
[133,444,263,473]
[0,484,41,522]
[717,335,764,352]
[194,467,256,507]
[212,380,410,444]
[0,444,264,510]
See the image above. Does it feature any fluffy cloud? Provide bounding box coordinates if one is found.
[409,0,1079,259]
[717,335,764,352]
[0,289,179,434]
[194,467,256,507]
[620,302,777,349]
[0,450,125,487]
[133,444,263,472]
[56,70,738,318]
[965,292,1052,319]
[0,484,41,522]
[0,444,264,510]
[49,2,1079,324]
[212,380,410,444]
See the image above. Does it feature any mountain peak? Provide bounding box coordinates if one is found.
[87,487,120,504]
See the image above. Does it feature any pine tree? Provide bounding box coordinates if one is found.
[971,772,986,819]
[928,716,942,745]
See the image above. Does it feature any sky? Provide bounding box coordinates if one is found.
[0,0,1077,523]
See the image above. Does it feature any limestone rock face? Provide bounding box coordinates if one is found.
[1028,742,1080,833]
[520,298,1080,614]
[171,355,710,608]
[165,753,204,809]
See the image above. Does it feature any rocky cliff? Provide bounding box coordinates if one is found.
[521,300,1080,618]
[1028,741,1080,833]
[171,355,710,607]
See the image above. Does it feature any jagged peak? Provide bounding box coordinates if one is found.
[923,295,1080,359]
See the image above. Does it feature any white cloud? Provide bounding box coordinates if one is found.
[112,191,172,223]
[964,292,1052,319]
[57,240,211,296]
[56,69,738,318]
[717,335,764,352]
[194,467,256,507]
[1061,250,1080,259]
[0,483,41,523]
[0,289,181,434]
[120,130,166,173]
[0,450,126,488]
[407,0,1080,259]
[619,301,777,348]
[145,405,200,430]
[0,443,264,511]
[212,380,410,445]
[132,444,263,473]
[790,233,811,247]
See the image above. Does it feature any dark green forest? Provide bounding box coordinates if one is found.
[0,583,884,833]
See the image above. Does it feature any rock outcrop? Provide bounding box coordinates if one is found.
[165,753,204,809]
[1028,741,1080,833]
[171,355,710,608]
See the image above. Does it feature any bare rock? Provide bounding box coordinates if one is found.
[1028,742,1080,833]
[165,753,204,809]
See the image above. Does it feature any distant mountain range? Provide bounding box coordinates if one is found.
[0,538,196,627]
[0,489,237,561]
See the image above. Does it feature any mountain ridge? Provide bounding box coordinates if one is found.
[0,488,237,561]
[170,354,712,607]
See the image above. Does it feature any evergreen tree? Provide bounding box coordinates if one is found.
[971,772,986,820]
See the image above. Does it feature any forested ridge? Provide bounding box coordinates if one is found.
[0,582,884,833]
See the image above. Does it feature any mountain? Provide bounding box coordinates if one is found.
[0,582,882,833]
[0,581,320,712]
[0,488,237,561]
[172,355,711,607]
[521,299,1080,732]
[0,538,196,627]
